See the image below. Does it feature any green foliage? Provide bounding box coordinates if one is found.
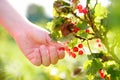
[84,58,103,75]
[77,22,89,30]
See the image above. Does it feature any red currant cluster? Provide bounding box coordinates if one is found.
[65,43,84,58]
[99,69,106,78]
[77,4,88,14]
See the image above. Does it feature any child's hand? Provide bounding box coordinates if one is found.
[0,0,65,66]
[14,23,65,66]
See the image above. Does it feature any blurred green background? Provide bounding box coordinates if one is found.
[0,0,120,80]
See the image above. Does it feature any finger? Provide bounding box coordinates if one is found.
[57,50,65,59]
[49,46,58,64]
[39,45,50,66]
[29,48,42,66]
[55,43,65,59]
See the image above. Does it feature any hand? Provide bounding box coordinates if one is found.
[0,0,65,66]
[14,23,65,66]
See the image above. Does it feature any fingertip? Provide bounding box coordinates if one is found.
[58,50,65,59]
[30,58,41,66]
[54,43,65,59]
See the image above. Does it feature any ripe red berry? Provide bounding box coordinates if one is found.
[73,47,78,52]
[99,69,106,78]
[59,47,65,51]
[78,44,83,48]
[78,50,84,55]
[65,47,71,53]
[77,4,82,10]
[96,39,100,43]
[72,27,80,33]
[82,8,88,14]
[71,52,76,58]
[85,29,90,33]
[77,4,83,13]
[98,43,102,47]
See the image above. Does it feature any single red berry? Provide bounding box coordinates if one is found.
[77,4,83,13]
[59,47,65,51]
[78,44,83,48]
[73,47,78,52]
[77,4,82,10]
[82,8,88,14]
[85,29,90,33]
[96,39,100,43]
[98,43,102,47]
[71,52,76,58]
[99,69,106,78]
[78,50,84,55]
[65,47,71,53]
[73,27,80,33]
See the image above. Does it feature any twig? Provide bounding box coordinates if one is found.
[87,39,92,54]
[71,11,88,22]
[93,0,98,9]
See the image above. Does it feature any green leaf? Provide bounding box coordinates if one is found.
[94,3,108,18]
[105,61,120,80]
[68,38,78,48]
[76,22,89,30]
[49,31,61,41]
[84,59,103,75]
[53,17,65,31]
[87,0,90,4]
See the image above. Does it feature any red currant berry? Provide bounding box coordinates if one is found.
[73,27,80,33]
[85,29,90,33]
[78,44,83,48]
[99,69,106,78]
[98,43,102,47]
[73,47,78,52]
[65,47,71,53]
[77,4,83,13]
[59,47,65,51]
[78,50,84,55]
[71,52,76,58]
[96,39,100,43]
[82,8,88,14]
[77,4,82,10]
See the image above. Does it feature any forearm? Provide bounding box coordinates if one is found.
[0,0,29,38]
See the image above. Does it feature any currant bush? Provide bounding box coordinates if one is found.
[47,0,120,79]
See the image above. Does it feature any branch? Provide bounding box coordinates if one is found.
[93,0,98,9]
[71,11,88,22]
[73,34,96,42]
